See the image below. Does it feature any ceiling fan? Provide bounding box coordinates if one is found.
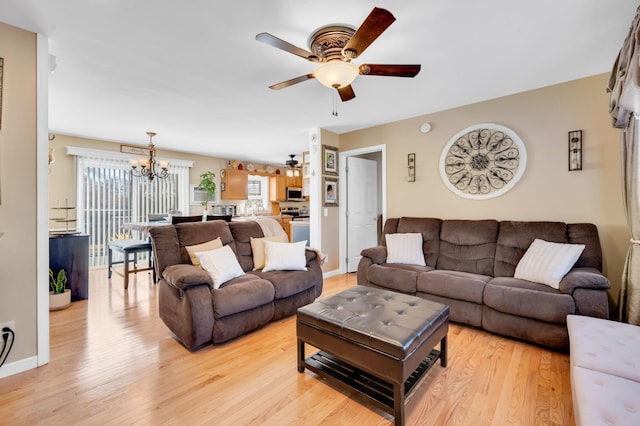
[256,7,421,102]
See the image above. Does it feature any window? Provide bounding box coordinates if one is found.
[68,147,192,267]
[247,174,269,214]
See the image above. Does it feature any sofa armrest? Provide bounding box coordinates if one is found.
[360,246,387,265]
[305,248,318,266]
[163,264,213,290]
[559,267,611,294]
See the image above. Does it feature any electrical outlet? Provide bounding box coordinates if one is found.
[0,321,15,333]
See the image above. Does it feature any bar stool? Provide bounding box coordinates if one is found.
[107,239,155,289]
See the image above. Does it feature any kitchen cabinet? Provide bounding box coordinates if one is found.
[221,169,248,200]
[286,174,303,188]
[279,216,292,241]
[269,175,286,202]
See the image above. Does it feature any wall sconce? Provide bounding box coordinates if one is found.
[568,130,582,171]
[408,153,416,182]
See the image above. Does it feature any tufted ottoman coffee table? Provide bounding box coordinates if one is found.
[297,285,449,426]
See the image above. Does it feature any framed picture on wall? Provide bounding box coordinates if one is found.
[322,144,338,176]
[323,177,338,207]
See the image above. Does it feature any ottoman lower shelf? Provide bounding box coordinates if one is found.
[301,349,442,412]
[296,286,449,426]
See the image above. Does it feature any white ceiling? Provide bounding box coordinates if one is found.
[0,1,636,166]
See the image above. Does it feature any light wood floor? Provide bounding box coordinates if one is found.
[0,269,575,425]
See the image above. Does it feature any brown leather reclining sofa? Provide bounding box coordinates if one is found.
[357,217,611,350]
[149,220,323,350]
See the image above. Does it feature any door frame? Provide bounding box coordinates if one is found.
[338,144,387,274]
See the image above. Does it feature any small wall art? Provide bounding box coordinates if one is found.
[322,144,338,176]
[323,176,338,207]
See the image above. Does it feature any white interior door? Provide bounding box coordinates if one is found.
[346,157,378,272]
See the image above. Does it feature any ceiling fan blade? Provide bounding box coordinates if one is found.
[342,7,396,60]
[256,32,320,62]
[337,85,356,102]
[269,74,315,90]
[359,64,421,77]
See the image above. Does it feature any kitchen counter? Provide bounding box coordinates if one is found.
[231,215,289,221]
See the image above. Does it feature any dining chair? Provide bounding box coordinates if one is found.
[206,215,233,222]
[171,215,203,225]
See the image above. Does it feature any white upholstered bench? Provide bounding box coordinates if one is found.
[567,314,640,426]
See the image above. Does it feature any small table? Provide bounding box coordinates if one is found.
[297,286,449,426]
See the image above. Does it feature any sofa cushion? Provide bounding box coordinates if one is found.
[250,235,290,270]
[385,217,441,267]
[250,268,317,299]
[385,233,426,266]
[567,223,603,270]
[196,245,246,289]
[485,277,575,323]
[185,237,223,267]
[211,275,275,318]
[514,239,585,289]
[437,220,498,276]
[417,270,491,304]
[176,221,236,265]
[263,240,307,272]
[494,221,568,277]
[229,221,265,272]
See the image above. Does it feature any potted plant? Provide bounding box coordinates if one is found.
[49,268,71,311]
[199,171,217,213]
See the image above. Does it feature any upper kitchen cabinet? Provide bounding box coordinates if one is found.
[220,169,248,200]
[269,175,286,202]
[286,174,303,188]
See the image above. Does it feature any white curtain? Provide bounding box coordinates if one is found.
[609,6,640,324]
[619,116,640,324]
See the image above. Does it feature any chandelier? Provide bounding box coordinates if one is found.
[130,132,169,181]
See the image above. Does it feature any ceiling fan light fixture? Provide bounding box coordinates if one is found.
[313,61,359,89]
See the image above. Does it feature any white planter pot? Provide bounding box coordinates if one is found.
[49,289,71,311]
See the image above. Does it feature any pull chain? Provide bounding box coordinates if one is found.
[332,89,338,117]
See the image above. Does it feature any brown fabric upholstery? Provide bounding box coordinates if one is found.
[437,220,498,275]
[229,221,265,272]
[494,221,568,277]
[149,220,323,350]
[357,217,611,350]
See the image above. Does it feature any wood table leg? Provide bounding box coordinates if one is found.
[440,335,448,367]
[297,338,305,373]
[394,381,405,426]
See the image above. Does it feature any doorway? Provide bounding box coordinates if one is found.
[339,145,386,274]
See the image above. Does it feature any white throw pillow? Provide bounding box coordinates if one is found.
[514,238,585,289]
[185,237,223,268]
[262,240,307,272]
[385,233,426,266]
[250,235,289,270]
[195,245,245,289]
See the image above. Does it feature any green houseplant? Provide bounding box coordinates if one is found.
[49,268,71,311]
[198,171,217,211]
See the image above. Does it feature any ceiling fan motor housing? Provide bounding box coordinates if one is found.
[308,25,356,62]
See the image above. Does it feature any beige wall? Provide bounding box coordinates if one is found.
[0,22,38,364]
[340,73,628,308]
[48,134,232,216]
[320,129,340,272]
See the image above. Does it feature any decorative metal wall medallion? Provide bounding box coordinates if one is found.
[439,123,527,200]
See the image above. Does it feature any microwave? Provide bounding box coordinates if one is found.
[286,187,304,201]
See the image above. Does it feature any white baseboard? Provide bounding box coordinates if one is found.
[322,269,342,279]
[0,355,38,379]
